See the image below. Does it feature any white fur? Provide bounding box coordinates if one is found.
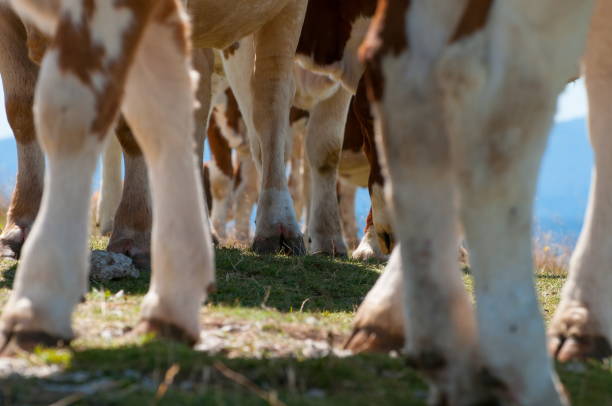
[364,0,595,403]
[352,224,387,261]
[2,48,103,338]
[96,134,122,235]
[91,1,134,61]
[121,16,214,339]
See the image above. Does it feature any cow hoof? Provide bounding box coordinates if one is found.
[252,234,306,256]
[107,237,151,270]
[351,244,387,262]
[131,318,198,346]
[344,326,404,353]
[0,329,70,356]
[0,224,28,259]
[549,306,611,361]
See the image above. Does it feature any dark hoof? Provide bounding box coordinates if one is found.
[130,318,198,346]
[252,234,306,256]
[550,334,612,362]
[211,232,220,247]
[0,330,70,356]
[107,238,151,270]
[344,326,404,353]
[0,225,28,259]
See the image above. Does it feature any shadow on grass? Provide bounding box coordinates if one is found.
[2,340,611,406]
[0,340,426,406]
[95,248,383,313]
[0,248,384,314]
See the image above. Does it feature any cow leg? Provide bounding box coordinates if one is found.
[121,3,213,344]
[207,115,233,242]
[443,3,592,404]
[549,0,612,361]
[107,48,213,268]
[338,179,358,250]
[305,86,351,256]
[351,208,387,261]
[250,0,307,255]
[108,120,152,270]
[232,146,258,244]
[288,116,306,222]
[0,1,158,351]
[96,134,122,235]
[0,5,43,259]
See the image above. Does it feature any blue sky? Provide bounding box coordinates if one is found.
[0,79,589,139]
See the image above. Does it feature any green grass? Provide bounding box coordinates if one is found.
[0,238,610,405]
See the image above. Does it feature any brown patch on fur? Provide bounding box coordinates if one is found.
[154,0,191,56]
[359,0,410,101]
[341,99,364,153]
[297,0,376,66]
[289,107,309,124]
[222,41,240,58]
[208,115,234,178]
[115,117,142,156]
[360,0,492,101]
[23,22,49,64]
[352,76,384,188]
[224,88,242,136]
[233,161,243,192]
[52,1,163,138]
[363,207,374,233]
[451,0,493,42]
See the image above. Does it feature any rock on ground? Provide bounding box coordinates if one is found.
[89,250,139,281]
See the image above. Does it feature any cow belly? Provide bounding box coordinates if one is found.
[339,150,369,188]
[189,0,291,49]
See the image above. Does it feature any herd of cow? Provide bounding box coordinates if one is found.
[0,0,610,404]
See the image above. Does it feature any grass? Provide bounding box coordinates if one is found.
[0,237,610,405]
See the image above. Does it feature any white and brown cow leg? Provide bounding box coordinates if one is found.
[207,115,233,242]
[192,47,214,196]
[359,2,486,404]
[107,119,152,270]
[0,5,44,259]
[337,179,358,250]
[0,0,159,353]
[121,2,213,344]
[305,86,352,256]
[351,207,387,262]
[96,134,122,235]
[442,2,592,405]
[248,1,307,255]
[549,0,612,362]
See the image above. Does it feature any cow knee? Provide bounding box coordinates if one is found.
[34,52,109,155]
[307,139,342,175]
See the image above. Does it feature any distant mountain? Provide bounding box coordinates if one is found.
[0,118,594,244]
[534,118,592,243]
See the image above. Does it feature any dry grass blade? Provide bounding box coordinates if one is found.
[48,393,84,406]
[214,361,286,406]
[155,363,180,401]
